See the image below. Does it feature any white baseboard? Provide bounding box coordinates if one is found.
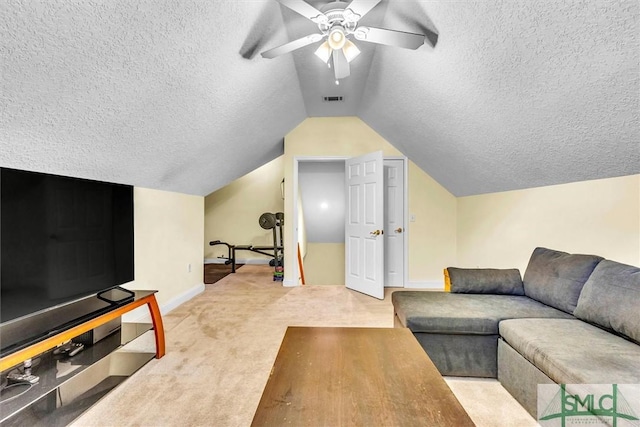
[204,258,229,264]
[404,281,444,290]
[282,279,299,287]
[122,283,205,323]
[204,258,271,265]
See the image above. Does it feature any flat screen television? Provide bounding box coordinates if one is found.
[0,167,134,356]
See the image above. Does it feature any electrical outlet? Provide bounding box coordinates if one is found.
[410,214,416,222]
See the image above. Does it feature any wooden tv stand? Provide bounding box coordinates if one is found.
[0,290,165,425]
[0,290,165,372]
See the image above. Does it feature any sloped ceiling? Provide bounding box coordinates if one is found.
[1,0,638,197]
[359,0,640,196]
[1,1,306,196]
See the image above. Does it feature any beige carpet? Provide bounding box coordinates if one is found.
[71,265,538,427]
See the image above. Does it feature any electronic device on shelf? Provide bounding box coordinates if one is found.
[53,342,85,358]
[6,359,39,385]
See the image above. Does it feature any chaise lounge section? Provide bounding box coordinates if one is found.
[392,248,640,418]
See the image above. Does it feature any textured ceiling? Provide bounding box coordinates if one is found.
[359,0,640,195]
[1,0,638,197]
[1,1,306,195]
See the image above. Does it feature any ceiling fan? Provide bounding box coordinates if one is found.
[261,0,426,81]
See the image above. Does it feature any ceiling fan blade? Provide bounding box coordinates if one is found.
[354,26,425,49]
[345,0,382,21]
[261,34,323,59]
[276,0,327,24]
[332,48,350,80]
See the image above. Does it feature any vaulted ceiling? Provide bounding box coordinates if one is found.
[1,1,638,197]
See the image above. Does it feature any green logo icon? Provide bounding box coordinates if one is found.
[538,384,640,427]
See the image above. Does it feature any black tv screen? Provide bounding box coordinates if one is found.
[0,167,134,324]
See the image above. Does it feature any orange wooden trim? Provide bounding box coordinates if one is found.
[0,294,165,372]
[443,268,451,292]
[297,243,306,285]
[146,297,165,358]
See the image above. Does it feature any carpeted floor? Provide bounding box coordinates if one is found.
[71,265,538,427]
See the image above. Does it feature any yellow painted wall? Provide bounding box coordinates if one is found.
[283,117,458,286]
[457,175,640,273]
[303,243,345,285]
[202,117,639,290]
[407,161,457,283]
[129,187,204,307]
[204,156,284,261]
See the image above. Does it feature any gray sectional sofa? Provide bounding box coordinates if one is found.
[392,247,640,418]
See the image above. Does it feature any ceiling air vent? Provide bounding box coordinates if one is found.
[322,96,344,102]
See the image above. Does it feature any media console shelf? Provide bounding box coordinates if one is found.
[0,290,165,425]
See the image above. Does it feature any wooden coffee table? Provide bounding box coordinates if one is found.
[251,327,475,426]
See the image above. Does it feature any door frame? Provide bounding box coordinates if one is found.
[291,155,408,288]
[383,157,409,288]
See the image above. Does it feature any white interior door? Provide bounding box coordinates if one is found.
[345,151,384,299]
[384,159,405,287]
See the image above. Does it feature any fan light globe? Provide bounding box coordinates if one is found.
[314,41,332,63]
[328,28,346,50]
[343,40,360,62]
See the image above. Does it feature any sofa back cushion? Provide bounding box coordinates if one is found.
[523,247,603,314]
[574,260,640,344]
[446,268,524,295]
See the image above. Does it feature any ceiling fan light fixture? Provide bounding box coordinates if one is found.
[314,41,332,63]
[261,0,426,82]
[328,26,346,50]
[343,39,360,63]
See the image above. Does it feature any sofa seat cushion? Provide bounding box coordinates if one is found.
[499,318,640,384]
[574,260,640,344]
[392,291,572,335]
[523,247,603,314]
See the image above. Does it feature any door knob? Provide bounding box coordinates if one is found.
[370,230,382,236]
[395,227,403,233]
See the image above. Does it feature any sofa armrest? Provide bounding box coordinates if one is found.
[445,267,525,295]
